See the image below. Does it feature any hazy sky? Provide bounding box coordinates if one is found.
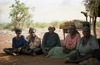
[0,0,86,23]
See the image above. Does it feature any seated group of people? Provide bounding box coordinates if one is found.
[3,25,100,64]
[4,28,42,56]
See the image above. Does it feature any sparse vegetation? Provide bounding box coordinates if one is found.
[0,21,100,30]
[0,21,62,30]
[96,21,100,27]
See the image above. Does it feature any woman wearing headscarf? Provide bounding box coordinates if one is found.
[21,28,42,55]
[42,26,61,55]
[47,25,80,58]
[65,26,99,63]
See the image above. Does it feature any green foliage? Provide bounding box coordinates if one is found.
[0,21,62,29]
[31,22,50,28]
[96,21,100,27]
[0,23,11,30]
[9,0,33,29]
[83,0,100,17]
[29,21,61,28]
[50,21,62,28]
[0,23,5,30]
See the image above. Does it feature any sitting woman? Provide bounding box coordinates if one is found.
[41,26,61,55]
[47,25,80,58]
[3,28,28,56]
[21,28,42,55]
[65,26,99,63]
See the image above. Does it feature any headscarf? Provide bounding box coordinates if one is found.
[82,26,90,31]
[29,27,36,33]
[48,26,55,31]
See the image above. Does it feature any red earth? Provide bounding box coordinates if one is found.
[0,28,100,65]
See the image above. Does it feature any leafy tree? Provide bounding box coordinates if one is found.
[83,0,100,37]
[9,0,33,29]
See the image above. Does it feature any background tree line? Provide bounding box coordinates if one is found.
[0,21,100,30]
[0,0,100,32]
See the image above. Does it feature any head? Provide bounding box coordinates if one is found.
[48,26,55,34]
[68,25,77,35]
[15,28,22,37]
[82,26,91,38]
[29,27,36,37]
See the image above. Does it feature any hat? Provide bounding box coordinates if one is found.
[68,25,76,30]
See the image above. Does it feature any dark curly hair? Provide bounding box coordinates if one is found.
[15,28,22,33]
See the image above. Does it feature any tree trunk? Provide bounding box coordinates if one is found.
[86,16,88,22]
[92,17,97,38]
[89,17,92,30]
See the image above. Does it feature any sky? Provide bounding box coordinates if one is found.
[0,0,86,23]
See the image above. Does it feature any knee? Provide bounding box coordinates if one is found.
[3,48,7,52]
[3,48,11,54]
[34,48,43,55]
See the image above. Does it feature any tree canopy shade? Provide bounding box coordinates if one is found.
[10,0,33,29]
[83,0,100,37]
[83,0,100,17]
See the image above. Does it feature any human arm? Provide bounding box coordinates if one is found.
[91,37,99,50]
[63,34,74,53]
[56,34,61,47]
[63,34,72,49]
[75,36,98,62]
[26,35,30,44]
[12,37,22,52]
[77,37,99,61]
[67,54,93,63]
[63,34,68,48]
[41,33,47,54]
[35,36,41,48]
[71,34,81,50]
[76,53,93,62]
[12,37,17,48]
[22,35,28,46]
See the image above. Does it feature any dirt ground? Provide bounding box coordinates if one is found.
[0,28,100,65]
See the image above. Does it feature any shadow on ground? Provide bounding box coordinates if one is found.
[0,53,78,65]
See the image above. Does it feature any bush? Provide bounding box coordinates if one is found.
[0,23,10,30]
[50,21,62,28]
[96,22,100,27]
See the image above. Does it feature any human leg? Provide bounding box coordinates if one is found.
[3,48,13,54]
[34,48,43,55]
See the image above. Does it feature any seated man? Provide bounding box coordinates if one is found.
[65,26,99,63]
[41,26,61,55]
[3,28,28,56]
